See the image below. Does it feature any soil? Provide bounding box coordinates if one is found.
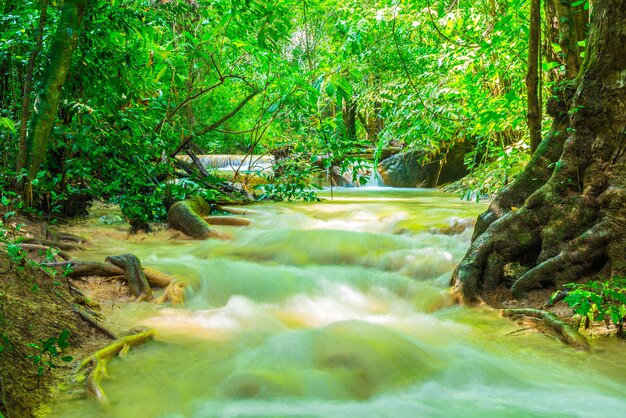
[0,253,109,418]
[0,218,109,418]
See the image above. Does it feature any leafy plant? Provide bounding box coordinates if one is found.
[256,155,322,202]
[26,329,73,377]
[557,277,626,335]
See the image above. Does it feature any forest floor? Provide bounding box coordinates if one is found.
[0,217,110,418]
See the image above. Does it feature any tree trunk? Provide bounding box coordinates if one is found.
[525,0,541,154]
[23,0,86,204]
[451,0,626,303]
[17,0,49,175]
[342,97,357,141]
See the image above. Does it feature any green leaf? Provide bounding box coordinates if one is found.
[0,117,16,134]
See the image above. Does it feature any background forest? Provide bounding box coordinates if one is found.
[1,0,578,223]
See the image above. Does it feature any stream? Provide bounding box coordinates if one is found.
[49,189,626,418]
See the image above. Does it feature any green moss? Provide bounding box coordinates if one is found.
[519,232,533,246]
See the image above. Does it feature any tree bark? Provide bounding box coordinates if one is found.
[23,0,86,205]
[17,0,49,175]
[342,97,357,141]
[451,0,626,303]
[526,0,541,154]
[470,0,588,241]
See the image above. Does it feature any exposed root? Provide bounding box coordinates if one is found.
[105,254,153,301]
[501,308,589,351]
[204,216,252,226]
[168,197,226,239]
[41,222,85,244]
[20,237,85,251]
[78,328,157,403]
[216,205,259,216]
[142,267,176,288]
[71,305,118,340]
[15,243,72,260]
[154,280,185,305]
[58,260,173,288]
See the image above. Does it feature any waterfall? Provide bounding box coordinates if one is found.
[364,169,385,187]
[179,154,274,172]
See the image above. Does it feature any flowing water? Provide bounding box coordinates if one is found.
[50,189,626,418]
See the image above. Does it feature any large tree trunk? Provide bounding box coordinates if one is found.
[22,0,86,204]
[525,0,541,154]
[451,0,626,303]
[17,0,49,175]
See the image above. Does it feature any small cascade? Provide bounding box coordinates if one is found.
[364,169,385,187]
[179,154,274,172]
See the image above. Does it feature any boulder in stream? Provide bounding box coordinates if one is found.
[378,144,470,188]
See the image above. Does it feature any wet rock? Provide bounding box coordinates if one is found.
[433,217,476,235]
[378,144,471,188]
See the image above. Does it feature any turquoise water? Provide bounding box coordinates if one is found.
[49,189,626,418]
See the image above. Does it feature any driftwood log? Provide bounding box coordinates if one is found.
[501,308,589,351]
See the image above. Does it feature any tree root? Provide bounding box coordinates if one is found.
[105,254,152,301]
[204,216,252,226]
[40,222,85,244]
[168,197,225,239]
[78,328,157,403]
[501,308,589,351]
[71,305,118,340]
[15,243,72,260]
[154,280,185,305]
[216,205,259,216]
[510,221,612,297]
[20,237,85,251]
[58,260,174,288]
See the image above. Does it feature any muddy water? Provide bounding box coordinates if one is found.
[49,189,626,418]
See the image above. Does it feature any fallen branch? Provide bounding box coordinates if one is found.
[501,308,589,351]
[78,328,157,403]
